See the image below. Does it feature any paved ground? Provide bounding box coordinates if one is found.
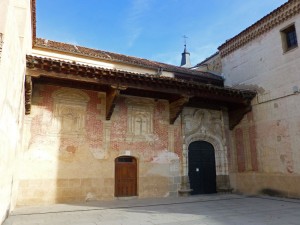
[3,194,300,225]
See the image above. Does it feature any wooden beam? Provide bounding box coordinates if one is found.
[106,87,120,120]
[25,75,32,115]
[228,105,252,130]
[169,96,189,124]
[26,68,255,105]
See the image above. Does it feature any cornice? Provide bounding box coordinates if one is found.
[218,0,300,58]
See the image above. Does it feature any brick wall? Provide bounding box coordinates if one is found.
[18,85,181,205]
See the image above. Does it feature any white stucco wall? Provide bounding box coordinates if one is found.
[0,0,32,223]
[223,17,300,97]
[222,14,300,197]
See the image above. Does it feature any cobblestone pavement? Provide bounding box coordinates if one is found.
[3,194,300,225]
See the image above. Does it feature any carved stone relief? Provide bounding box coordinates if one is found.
[46,88,91,161]
[51,88,90,137]
[126,97,154,142]
[182,108,228,176]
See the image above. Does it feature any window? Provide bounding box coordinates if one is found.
[281,24,298,52]
[117,156,134,163]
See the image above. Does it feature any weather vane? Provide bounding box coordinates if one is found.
[183,35,188,47]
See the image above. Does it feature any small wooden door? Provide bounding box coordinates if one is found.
[188,141,216,195]
[115,156,137,197]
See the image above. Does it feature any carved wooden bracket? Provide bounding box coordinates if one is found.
[228,104,252,130]
[25,75,32,115]
[106,87,120,120]
[169,96,189,124]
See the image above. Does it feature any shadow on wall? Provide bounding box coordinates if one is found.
[18,86,109,205]
[18,85,183,205]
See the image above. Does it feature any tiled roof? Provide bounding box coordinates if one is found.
[34,38,223,82]
[26,55,256,129]
[26,54,256,100]
[218,0,300,57]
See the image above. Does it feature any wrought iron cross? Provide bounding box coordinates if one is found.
[183,35,188,47]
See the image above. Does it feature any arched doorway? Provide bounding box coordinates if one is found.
[188,141,216,195]
[115,156,137,197]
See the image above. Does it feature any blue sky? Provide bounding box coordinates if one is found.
[37,0,287,66]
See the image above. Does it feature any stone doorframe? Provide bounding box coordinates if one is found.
[185,132,228,177]
[179,108,231,194]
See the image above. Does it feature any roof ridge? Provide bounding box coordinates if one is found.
[34,38,222,81]
[35,38,180,69]
[27,54,252,95]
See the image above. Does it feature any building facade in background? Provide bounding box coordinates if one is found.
[1,0,300,224]
[218,0,300,197]
[0,0,32,223]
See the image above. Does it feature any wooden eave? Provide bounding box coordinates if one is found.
[25,55,256,129]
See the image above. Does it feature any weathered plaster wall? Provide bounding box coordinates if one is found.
[18,85,181,205]
[222,15,300,197]
[195,53,222,75]
[0,0,32,223]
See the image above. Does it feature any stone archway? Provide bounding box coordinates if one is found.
[185,132,228,177]
[180,108,231,193]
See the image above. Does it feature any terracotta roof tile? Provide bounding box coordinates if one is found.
[26,54,256,100]
[34,38,223,82]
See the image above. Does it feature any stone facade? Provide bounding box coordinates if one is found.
[2,0,300,224]
[20,34,244,206]
[194,53,222,75]
[220,5,300,198]
[181,108,231,191]
[0,0,32,223]
[18,85,182,205]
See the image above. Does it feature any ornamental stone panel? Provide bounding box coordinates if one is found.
[181,107,231,192]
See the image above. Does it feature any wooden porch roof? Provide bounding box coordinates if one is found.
[25,55,256,129]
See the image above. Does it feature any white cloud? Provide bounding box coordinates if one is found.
[126,27,142,48]
[124,0,153,48]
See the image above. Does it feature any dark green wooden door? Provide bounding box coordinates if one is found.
[188,141,216,195]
